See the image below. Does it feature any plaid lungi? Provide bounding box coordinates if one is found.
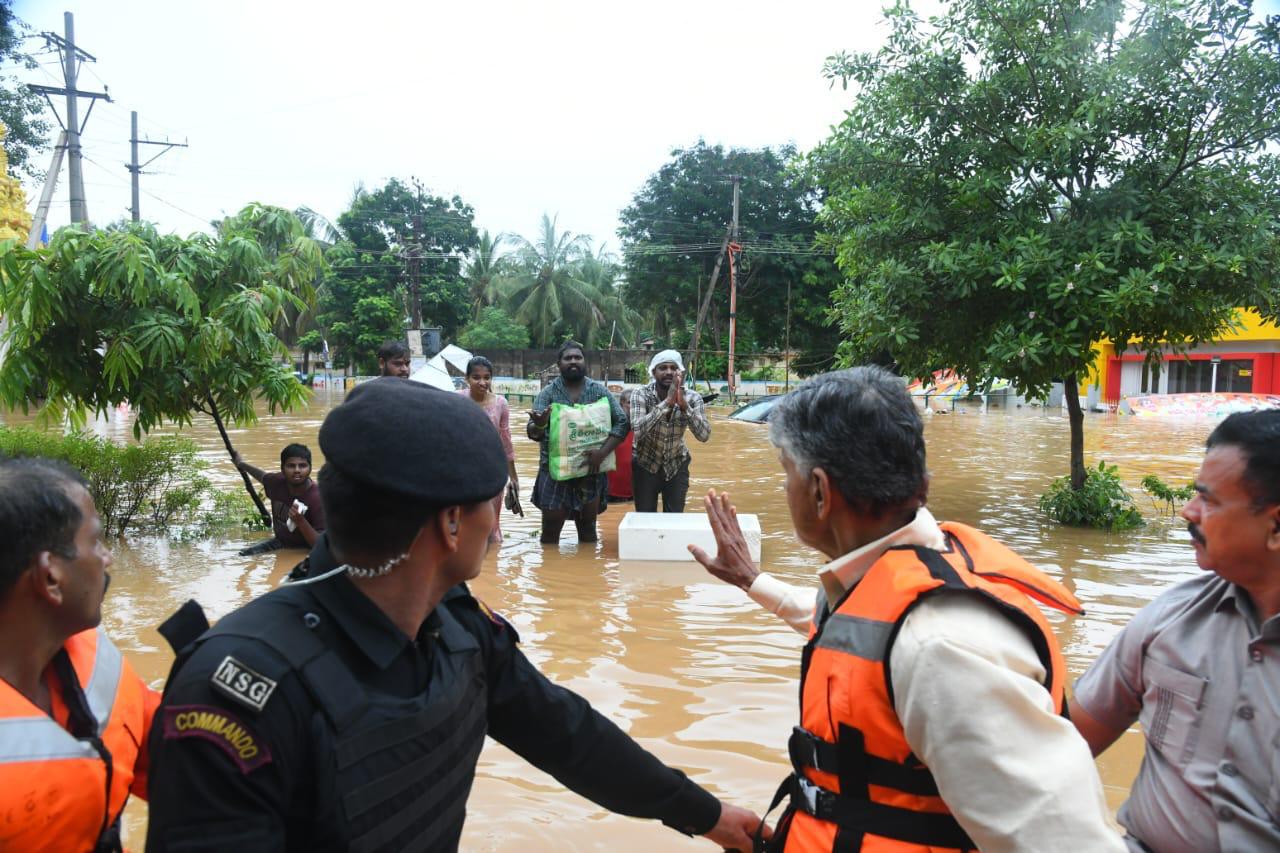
[531,467,609,515]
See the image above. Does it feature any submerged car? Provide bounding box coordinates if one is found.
[728,394,780,423]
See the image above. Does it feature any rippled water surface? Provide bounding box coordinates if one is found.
[19,390,1214,849]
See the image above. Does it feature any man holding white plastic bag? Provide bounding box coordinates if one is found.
[527,341,628,544]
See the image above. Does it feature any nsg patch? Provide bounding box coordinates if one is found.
[210,655,278,712]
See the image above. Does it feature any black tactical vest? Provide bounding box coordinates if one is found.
[173,585,489,852]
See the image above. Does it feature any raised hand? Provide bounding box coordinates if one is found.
[687,489,759,591]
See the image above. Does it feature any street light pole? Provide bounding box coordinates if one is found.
[1210,355,1221,394]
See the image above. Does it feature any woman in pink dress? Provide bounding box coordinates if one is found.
[458,356,521,543]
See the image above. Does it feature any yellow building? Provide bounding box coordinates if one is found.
[0,123,31,244]
[1086,309,1280,405]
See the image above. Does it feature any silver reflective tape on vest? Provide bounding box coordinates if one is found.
[815,613,894,661]
[85,627,123,735]
[0,716,100,763]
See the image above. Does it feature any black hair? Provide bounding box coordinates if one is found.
[466,356,494,377]
[280,443,312,466]
[377,340,410,362]
[0,458,88,599]
[768,365,926,517]
[558,340,585,361]
[318,463,441,561]
[1206,409,1280,509]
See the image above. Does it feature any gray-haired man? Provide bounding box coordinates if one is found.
[690,366,1122,851]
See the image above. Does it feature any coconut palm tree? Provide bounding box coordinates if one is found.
[574,244,641,348]
[503,214,593,346]
[464,230,512,319]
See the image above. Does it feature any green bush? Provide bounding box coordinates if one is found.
[0,426,266,537]
[1141,474,1196,517]
[742,364,784,382]
[1039,461,1144,531]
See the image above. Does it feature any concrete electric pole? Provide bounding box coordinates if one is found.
[27,12,110,225]
[726,175,742,399]
[126,111,188,221]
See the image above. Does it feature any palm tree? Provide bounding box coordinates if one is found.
[503,214,594,346]
[574,244,641,348]
[463,230,512,319]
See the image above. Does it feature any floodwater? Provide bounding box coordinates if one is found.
[24,389,1214,849]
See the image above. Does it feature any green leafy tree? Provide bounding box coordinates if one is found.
[812,0,1280,496]
[619,141,843,375]
[0,1,51,180]
[0,204,324,524]
[457,306,531,350]
[337,178,478,336]
[313,243,404,374]
[296,329,324,373]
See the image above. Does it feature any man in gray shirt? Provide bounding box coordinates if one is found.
[1072,409,1280,852]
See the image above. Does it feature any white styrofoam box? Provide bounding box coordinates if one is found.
[617,512,762,563]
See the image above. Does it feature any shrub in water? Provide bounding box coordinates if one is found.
[0,426,266,536]
[1140,474,1197,517]
[1039,461,1143,531]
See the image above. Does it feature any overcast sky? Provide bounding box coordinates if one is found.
[10,0,920,249]
[13,0,1280,250]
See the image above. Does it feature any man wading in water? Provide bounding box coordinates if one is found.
[527,341,628,544]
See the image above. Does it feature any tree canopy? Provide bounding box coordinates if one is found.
[0,1,51,180]
[0,204,325,519]
[457,306,530,350]
[619,140,842,374]
[812,0,1280,489]
[337,178,478,335]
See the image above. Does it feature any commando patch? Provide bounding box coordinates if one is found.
[162,704,272,773]
[210,655,278,713]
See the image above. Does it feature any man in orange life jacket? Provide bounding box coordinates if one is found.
[690,366,1124,852]
[0,457,159,853]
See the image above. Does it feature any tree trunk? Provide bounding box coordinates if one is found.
[206,392,272,528]
[1064,374,1087,490]
[302,349,311,374]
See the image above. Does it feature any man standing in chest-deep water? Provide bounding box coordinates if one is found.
[1071,409,1280,852]
[233,443,325,556]
[628,349,710,513]
[527,341,628,544]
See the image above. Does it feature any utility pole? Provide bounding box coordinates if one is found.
[28,13,110,225]
[688,228,730,386]
[126,111,188,221]
[726,175,742,400]
[784,279,792,393]
[407,212,423,329]
[27,131,67,249]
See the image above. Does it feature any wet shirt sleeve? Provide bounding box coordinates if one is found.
[144,638,313,852]
[301,480,326,533]
[466,598,720,836]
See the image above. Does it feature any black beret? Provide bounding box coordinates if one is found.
[319,377,508,504]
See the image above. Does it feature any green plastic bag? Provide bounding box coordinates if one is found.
[547,397,616,481]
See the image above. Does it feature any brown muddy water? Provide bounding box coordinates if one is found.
[11,389,1212,849]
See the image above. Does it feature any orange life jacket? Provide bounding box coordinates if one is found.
[774,522,1082,852]
[0,627,156,853]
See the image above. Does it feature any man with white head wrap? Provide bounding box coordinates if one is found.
[628,349,711,513]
